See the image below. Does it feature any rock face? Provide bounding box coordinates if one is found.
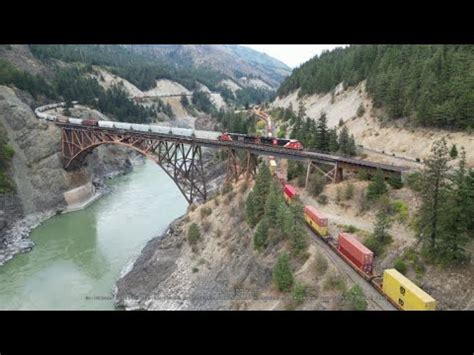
[0,85,132,265]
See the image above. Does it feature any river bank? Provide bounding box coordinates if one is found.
[0,160,188,310]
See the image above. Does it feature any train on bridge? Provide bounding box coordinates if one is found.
[35,102,304,151]
[276,171,437,311]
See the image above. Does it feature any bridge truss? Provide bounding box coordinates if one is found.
[61,126,209,204]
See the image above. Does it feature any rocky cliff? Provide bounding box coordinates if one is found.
[0,85,132,265]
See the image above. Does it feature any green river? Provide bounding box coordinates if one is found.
[0,161,187,310]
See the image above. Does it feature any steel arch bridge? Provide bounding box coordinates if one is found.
[59,123,408,204]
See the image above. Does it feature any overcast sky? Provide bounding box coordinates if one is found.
[242,45,348,69]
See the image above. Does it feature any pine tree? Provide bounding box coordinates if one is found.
[437,149,470,264]
[449,144,458,159]
[328,128,339,152]
[316,112,329,151]
[265,182,282,221]
[373,209,392,243]
[253,218,269,251]
[338,126,350,155]
[465,169,474,232]
[367,169,388,200]
[245,190,258,228]
[273,253,294,292]
[347,134,357,156]
[415,138,450,252]
[275,203,292,240]
[252,162,272,223]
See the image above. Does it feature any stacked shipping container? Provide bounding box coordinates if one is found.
[337,232,374,274]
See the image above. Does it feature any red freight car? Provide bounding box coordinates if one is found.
[337,232,374,274]
[283,183,297,203]
[82,119,99,126]
[304,206,328,228]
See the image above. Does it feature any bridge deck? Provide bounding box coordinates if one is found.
[56,123,409,174]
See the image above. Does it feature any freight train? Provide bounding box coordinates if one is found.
[34,103,304,151]
[278,172,437,311]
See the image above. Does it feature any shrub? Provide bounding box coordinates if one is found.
[3,145,14,159]
[343,225,359,233]
[344,182,354,200]
[214,228,222,238]
[309,173,326,197]
[390,200,409,222]
[314,253,328,276]
[323,272,346,291]
[394,258,408,274]
[292,283,306,305]
[357,103,365,117]
[388,176,403,189]
[342,285,367,310]
[405,172,423,192]
[187,223,201,245]
[273,253,294,292]
[192,267,199,273]
[214,196,219,207]
[357,170,369,180]
[363,234,392,256]
[188,203,197,212]
[200,206,212,220]
[317,194,328,205]
[297,174,306,187]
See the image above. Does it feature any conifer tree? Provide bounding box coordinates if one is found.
[415,138,450,252]
[273,253,294,292]
[316,112,329,151]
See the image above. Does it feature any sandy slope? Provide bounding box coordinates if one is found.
[90,67,144,98]
[272,81,474,167]
[144,79,191,97]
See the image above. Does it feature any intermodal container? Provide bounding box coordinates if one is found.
[337,232,373,274]
[269,159,277,174]
[304,205,328,236]
[382,269,437,310]
[283,184,297,203]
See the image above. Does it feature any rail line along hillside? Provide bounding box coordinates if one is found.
[275,171,438,311]
[35,102,411,183]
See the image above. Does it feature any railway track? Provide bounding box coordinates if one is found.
[305,227,396,310]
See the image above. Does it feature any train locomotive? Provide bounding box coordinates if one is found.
[276,170,437,311]
[218,132,304,150]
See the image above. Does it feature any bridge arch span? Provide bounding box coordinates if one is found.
[61,126,208,204]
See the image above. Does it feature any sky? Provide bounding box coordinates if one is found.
[242,45,348,69]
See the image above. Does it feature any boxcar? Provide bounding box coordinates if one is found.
[337,232,373,274]
[283,184,297,203]
[382,269,437,310]
[304,205,328,237]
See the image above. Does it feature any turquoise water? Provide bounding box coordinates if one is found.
[0,161,187,310]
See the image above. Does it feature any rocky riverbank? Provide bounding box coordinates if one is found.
[0,86,134,266]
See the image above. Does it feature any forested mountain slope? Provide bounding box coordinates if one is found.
[277,45,474,130]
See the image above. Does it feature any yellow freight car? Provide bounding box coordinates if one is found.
[269,159,277,174]
[382,269,437,310]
